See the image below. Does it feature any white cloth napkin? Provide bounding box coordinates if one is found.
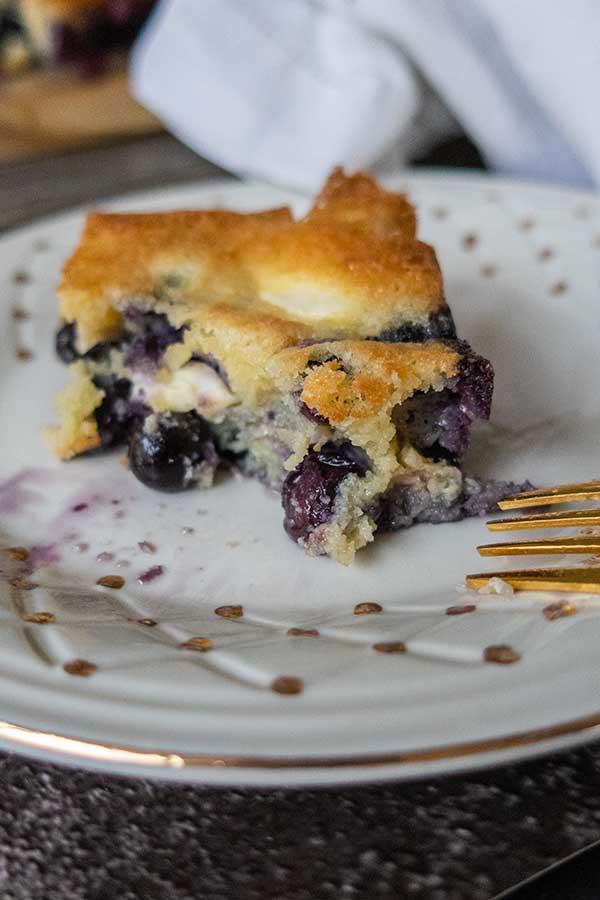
[131,0,599,191]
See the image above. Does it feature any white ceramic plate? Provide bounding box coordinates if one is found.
[1,171,600,786]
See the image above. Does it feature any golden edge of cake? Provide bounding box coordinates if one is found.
[57,169,444,353]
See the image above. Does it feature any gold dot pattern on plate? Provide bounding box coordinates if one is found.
[484,645,521,665]
[3,547,29,561]
[372,641,406,654]
[9,577,38,591]
[518,218,535,231]
[12,270,30,285]
[287,627,319,637]
[11,306,29,321]
[23,612,55,624]
[180,637,213,652]
[16,348,33,362]
[446,605,476,616]
[129,618,158,627]
[462,232,478,250]
[538,247,555,261]
[63,659,97,677]
[480,263,496,278]
[271,676,303,695]
[354,602,383,616]
[432,207,448,219]
[214,604,244,619]
[543,602,577,621]
[550,281,568,295]
[96,575,125,589]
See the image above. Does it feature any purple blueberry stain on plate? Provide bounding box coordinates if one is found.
[137,565,164,584]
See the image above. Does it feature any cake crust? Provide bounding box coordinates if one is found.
[58,170,445,353]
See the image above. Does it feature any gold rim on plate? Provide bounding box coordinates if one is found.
[1,711,599,772]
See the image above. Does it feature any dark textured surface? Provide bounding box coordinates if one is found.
[2,135,596,900]
[1,745,600,900]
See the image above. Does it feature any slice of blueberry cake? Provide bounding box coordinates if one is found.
[46,168,527,564]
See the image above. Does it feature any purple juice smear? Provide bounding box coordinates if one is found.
[0,468,48,515]
[137,565,164,584]
[24,544,60,574]
[138,541,156,554]
[96,551,114,563]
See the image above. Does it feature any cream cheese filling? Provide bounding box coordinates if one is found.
[130,362,236,416]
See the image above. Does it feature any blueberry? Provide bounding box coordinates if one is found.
[128,412,219,492]
[377,308,457,343]
[396,351,494,463]
[55,322,116,365]
[122,311,184,372]
[282,442,369,544]
[298,400,328,425]
[55,322,79,363]
[398,389,471,464]
[93,376,146,449]
[455,353,494,423]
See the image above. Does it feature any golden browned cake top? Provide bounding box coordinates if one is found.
[306,166,416,238]
[272,339,461,463]
[58,169,445,352]
[271,340,460,421]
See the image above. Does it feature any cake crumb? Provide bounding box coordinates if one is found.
[479,578,514,596]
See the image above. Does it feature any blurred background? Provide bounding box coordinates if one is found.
[1,0,597,228]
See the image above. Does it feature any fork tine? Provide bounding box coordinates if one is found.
[498,480,600,510]
[466,567,600,593]
[477,536,600,557]
[488,508,600,531]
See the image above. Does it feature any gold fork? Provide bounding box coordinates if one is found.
[466,481,600,594]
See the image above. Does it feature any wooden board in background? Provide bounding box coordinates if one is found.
[0,64,162,162]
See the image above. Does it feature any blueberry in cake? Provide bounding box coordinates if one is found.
[46,168,528,564]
